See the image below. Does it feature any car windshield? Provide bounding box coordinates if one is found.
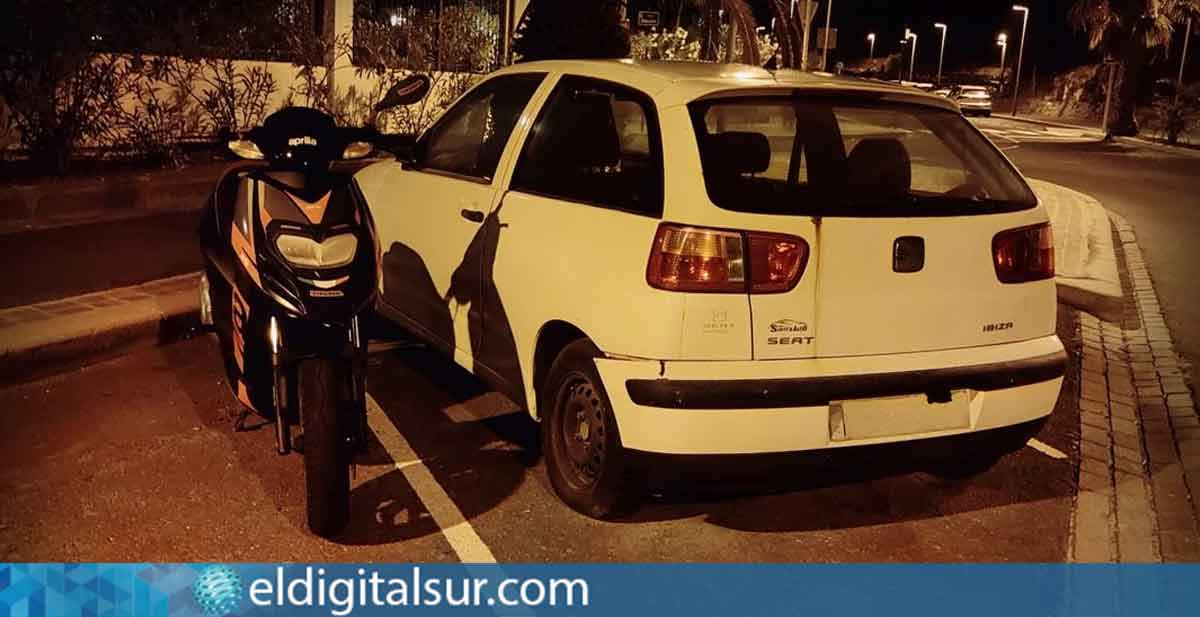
[688,95,1035,216]
[960,90,990,99]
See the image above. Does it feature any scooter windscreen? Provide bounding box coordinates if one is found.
[248,107,346,168]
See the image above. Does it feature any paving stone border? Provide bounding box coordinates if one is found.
[0,273,201,387]
[1068,214,1200,562]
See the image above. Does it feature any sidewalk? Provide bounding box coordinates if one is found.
[1029,179,1123,321]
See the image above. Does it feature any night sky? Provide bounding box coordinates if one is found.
[745,0,1096,75]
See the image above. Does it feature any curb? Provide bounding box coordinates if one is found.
[0,273,202,387]
[1114,136,1200,159]
[1027,179,1124,322]
[0,164,224,226]
[1000,114,1104,134]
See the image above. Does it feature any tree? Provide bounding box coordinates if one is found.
[698,0,762,65]
[1071,0,1200,135]
[513,0,631,62]
[0,0,137,174]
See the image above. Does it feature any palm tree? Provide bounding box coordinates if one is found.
[513,0,630,62]
[698,0,761,65]
[1071,0,1200,135]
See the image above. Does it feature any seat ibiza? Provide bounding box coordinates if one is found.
[356,60,1065,518]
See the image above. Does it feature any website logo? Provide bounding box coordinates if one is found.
[193,564,243,617]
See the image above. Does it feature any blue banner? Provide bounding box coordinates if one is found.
[1,563,1197,617]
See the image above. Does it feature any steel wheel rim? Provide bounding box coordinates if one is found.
[555,372,607,489]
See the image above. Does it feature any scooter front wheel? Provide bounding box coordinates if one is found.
[298,357,351,537]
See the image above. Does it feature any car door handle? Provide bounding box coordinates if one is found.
[460,208,485,223]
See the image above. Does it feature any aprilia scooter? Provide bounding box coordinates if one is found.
[198,75,429,537]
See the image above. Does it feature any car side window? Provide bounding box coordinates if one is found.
[511,76,663,217]
[418,73,545,181]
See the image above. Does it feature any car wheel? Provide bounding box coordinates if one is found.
[541,339,639,518]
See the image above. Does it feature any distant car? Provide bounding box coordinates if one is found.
[358,60,1064,517]
[952,85,993,117]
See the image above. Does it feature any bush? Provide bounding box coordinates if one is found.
[286,1,496,134]
[631,26,777,66]
[0,1,143,174]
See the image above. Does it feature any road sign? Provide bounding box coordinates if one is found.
[637,10,660,28]
[816,27,838,50]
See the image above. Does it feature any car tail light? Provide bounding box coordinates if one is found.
[647,224,809,294]
[993,223,1054,283]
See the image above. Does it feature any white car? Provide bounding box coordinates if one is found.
[357,60,1065,518]
[952,85,994,116]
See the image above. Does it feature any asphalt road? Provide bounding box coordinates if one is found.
[975,116,1200,376]
[0,210,202,309]
[0,308,1079,563]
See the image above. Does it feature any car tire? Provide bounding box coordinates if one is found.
[299,358,352,538]
[541,339,639,518]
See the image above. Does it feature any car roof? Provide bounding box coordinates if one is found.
[491,59,957,112]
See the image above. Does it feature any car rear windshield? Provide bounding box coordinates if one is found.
[959,90,991,99]
[688,95,1036,217]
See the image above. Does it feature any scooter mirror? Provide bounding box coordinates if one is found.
[375,74,431,112]
[228,139,265,160]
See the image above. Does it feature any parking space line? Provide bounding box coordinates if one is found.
[366,393,498,563]
[1026,438,1068,459]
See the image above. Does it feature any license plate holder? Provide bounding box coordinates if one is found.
[830,390,971,442]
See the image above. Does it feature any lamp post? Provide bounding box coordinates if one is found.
[1011,4,1030,116]
[904,28,918,83]
[867,32,876,61]
[1178,18,1192,97]
[997,33,1008,88]
[821,0,835,71]
[934,23,947,86]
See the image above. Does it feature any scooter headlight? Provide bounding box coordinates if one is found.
[275,233,358,269]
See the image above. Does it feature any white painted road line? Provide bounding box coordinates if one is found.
[366,393,498,563]
[1027,438,1068,460]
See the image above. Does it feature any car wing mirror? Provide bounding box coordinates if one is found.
[375,74,431,112]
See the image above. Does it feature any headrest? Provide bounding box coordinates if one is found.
[558,91,621,169]
[702,131,771,175]
[846,138,911,198]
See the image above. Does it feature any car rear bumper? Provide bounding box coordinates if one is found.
[594,335,1065,455]
[960,103,992,114]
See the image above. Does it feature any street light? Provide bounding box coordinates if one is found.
[904,28,918,83]
[1011,4,1030,116]
[997,33,1008,87]
[934,23,947,86]
[1178,18,1192,97]
[867,32,876,61]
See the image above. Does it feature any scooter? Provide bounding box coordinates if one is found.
[197,75,430,537]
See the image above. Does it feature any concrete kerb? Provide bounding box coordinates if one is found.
[1029,179,1124,322]
[1001,114,1200,158]
[0,273,202,387]
[0,163,224,228]
[1000,114,1104,134]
